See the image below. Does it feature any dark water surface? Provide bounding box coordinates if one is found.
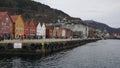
[0,39,120,68]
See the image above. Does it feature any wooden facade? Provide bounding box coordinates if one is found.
[24,22,29,39]
[29,19,36,39]
[11,15,24,39]
[66,29,72,38]
[46,25,54,38]
[56,27,62,38]
[0,12,13,39]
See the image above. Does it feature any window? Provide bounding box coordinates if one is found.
[2,22,4,26]
[16,29,17,32]
[2,22,6,26]
[6,17,8,21]
[10,24,12,27]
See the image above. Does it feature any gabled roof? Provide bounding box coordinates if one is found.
[42,23,46,27]
[24,22,29,26]
[37,22,42,28]
[0,12,8,23]
[29,19,36,26]
[10,15,21,22]
[30,19,34,23]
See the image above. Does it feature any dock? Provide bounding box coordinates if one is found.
[0,38,100,56]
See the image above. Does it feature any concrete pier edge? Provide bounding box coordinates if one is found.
[0,39,100,56]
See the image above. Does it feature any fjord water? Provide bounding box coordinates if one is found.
[0,39,120,68]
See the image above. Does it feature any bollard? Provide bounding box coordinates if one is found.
[41,42,45,57]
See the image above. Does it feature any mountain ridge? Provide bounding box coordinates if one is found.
[84,20,120,33]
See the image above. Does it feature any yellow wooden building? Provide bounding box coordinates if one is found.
[11,15,24,39]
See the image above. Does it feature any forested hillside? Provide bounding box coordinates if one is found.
[0,0,80,23]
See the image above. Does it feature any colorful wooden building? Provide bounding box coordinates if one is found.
[11,15,24,39]
[0,12,13,39]
[41,23,46,39]
[36,22,42,39]
[46,25,54,38]
[24,22,29,39]
[52,26,57,38]
[36,22,46,39]
[66,29,72,38]
[62,28,66,38]
[29,19,36,39]
[56,27,62,38]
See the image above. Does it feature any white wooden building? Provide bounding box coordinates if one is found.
[36,22,41,39]
[62,28,66,38]
[36,22,46,39]
[41,23,46,39]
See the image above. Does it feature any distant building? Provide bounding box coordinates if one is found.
[62,22,89,38]
[56,26,62,38]
[65,28,72,38]
[88,26,96,38]
[0,12,13,39]
[62,28,66,38]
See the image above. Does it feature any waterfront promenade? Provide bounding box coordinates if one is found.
[0,38,85,43]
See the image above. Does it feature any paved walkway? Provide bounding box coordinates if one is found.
[0,38,82,43]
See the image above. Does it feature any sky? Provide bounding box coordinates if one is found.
[34,0,120,28]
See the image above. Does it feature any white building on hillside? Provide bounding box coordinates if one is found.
[62,22,89,38]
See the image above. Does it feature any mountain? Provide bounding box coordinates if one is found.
[84,20,120,34]
[0,0,83,23]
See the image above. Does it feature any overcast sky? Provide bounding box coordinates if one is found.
[34,0,120,28]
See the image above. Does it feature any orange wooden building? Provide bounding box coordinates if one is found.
[11,15,24,39]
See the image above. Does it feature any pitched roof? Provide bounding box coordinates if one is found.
[10,15,20,22]
[30,19,36,25]
[0,12,8,23]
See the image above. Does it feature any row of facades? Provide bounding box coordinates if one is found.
[0,12,102,39]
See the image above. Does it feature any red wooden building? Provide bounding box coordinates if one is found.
[56,27,62,38]
[66,29,72,38]
[0,12,13,39]
[46,25,54,38]
[24,22,29,39]
[29,19,36,39]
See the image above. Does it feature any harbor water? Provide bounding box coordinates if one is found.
[0,39,120,68]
